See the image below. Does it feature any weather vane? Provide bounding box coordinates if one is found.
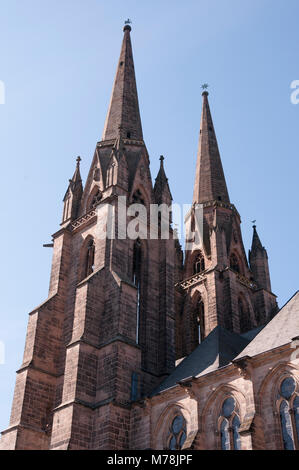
[201,83,209,90]
[125,18,132,25]
[251,220,256,226]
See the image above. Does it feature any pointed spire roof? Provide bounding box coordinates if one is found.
[250,225,264,253]
[193,92,230,205]
[154,156,172,202]
[72,156,82,184]
[102,24,143,142]
[64,156,82,201]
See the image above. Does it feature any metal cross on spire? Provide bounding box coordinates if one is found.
[124,18,132,25]
[76,156,81,167]
[201,83,209,90]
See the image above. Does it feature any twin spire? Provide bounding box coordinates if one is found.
[65,25,270,283]
[193,92,230,205]
[102,25,230,208]
[102,24,143,142]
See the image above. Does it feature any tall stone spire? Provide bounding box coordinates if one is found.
[102,24,143,142]
[249,225,271,291]
[193,92,230,204]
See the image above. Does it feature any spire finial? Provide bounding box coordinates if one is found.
[76,156,81,167]
[124,18,132,32]
[252,219,257,229]
[160,155,164,166]
[201,83,209,96]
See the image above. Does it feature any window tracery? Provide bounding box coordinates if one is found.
[193,252,205,275]
[167,415,187,450]
[278,377,299,450]
[219,397,241,450]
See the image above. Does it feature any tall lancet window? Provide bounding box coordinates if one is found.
[219,397,241,450]
[133,239,142,344]
[196,297,205,344]
[85,239,95,278]
[230,254,240,274]
[278,377,299,450]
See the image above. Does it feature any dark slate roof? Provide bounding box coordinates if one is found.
[236,291,299,360]
[151,326,251,396]
[240,325,265,342]
[151,292,299,397]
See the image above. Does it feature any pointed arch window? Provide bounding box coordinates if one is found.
[193,252,205,275]
[219,397,241,450]
[133,239,142,344]
[89,189,102,210]
[84,238,95,278]
[87,187,102,212]
[230,254,240,273]
[167,415,187,450]
[278,377,299,450]
[196,297,205,344]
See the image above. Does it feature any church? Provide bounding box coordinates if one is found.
[1,24,299,451]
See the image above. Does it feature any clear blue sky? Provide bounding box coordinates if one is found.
[0,0,298,433]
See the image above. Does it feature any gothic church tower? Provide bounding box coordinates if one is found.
[176,91,277,359]
[0,25,280,452]
[0,24,179,450]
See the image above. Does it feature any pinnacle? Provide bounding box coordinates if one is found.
[251,225,264,252]
[154,155,172,203]
[71,156,82,185]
